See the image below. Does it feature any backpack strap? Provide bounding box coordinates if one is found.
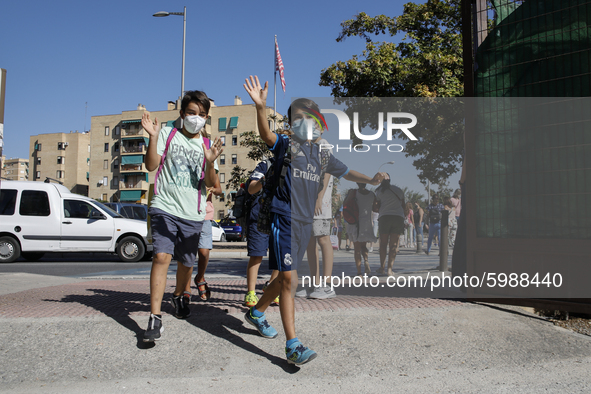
[153,128,178,196]
[196,137,210,214]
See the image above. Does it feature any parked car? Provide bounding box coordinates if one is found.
[104,202,148,221]
[218,217,244,242]
[211,220,226,242]
[0,181,152,263]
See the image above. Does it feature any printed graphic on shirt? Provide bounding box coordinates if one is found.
[167,144,204,190]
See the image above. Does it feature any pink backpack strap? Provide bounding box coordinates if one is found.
[196,137,210,213]
[153,128,177,196]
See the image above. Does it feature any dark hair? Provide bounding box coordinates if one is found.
[181,90,211,115]
[376,173,391,193]
[287,98,321,124]
[443,197,452,207]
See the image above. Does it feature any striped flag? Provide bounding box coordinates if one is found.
[275,38,286,92]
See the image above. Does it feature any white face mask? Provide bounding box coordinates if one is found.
[292,118,321,142]
[183,115,206,135]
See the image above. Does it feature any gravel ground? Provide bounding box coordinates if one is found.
[552,317,591,336]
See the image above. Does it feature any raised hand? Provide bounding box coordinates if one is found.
[243,75,268,108]
[370,172,388,185]
[141,113,159,138]
[203,136,223,164]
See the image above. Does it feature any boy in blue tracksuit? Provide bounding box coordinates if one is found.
[243,75,386,365]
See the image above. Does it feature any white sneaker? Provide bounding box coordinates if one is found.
[295,288,309,298]
[308,286,336,299]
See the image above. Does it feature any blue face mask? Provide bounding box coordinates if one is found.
[292,118,321,142]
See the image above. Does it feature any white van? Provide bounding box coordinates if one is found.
[0,181,152,263]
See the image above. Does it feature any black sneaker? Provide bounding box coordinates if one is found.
[171,292,191,319]
[143,314,163,342]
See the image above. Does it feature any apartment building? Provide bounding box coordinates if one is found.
[29,131,90,195]
[88,96,275,218]
[1,157,29,180]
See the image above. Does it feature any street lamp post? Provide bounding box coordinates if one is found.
[153,6,186,100]
[377,161,395,173]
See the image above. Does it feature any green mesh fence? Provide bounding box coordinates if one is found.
[473,0,591,239]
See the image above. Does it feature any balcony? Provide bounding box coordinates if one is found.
[121,128,149,139]
[120,180,149,190]
[120,163,148,173]
[121,144,146,154]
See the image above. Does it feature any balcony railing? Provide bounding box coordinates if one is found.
[120,163,147,173]
[122,128,149,138]
[119,180,149,190]
[121,145,146,154]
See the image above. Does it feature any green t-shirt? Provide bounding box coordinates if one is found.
[150,127,218,221]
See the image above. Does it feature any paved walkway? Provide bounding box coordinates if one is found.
[1,245,591,392]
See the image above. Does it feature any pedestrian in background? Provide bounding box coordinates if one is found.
[443,196,457,248]
[243,159,279,308]
[346,183,378,276]
[375,175,406,277]
[425,195,445,255]
[413,202,424,254]
[302,135,336,299]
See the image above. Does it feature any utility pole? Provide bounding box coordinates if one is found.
[0,68,7,178]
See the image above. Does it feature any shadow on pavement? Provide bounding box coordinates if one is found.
[47,288,298,371]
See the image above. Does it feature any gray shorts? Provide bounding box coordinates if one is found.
[198,220,213,250]
[149,207,203,268]
[312,218,331,237]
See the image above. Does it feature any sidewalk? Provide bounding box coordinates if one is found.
[1,245,591,392]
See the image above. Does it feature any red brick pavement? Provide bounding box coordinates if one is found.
[0,279,461,318]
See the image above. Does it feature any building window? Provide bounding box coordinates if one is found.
[114,126,120,136]
[57,156,64,165]
[56,170,64,179]
[105,126,110,136]
[114,142,119,152]
[206,116,211,125]
[104,143,109,152]
[113,159,119,170]
[88,144,91,152]
[103,160,108,169]
[220,136,225,146]
[36,157,41,165]
[220,173,225,183]
[102,194,108,201]
[219,194,225,202]
[218,210,225,219]
[103,176,108,186]
[58,142,65,150]
[113,176,118,187]
[220,154,225,165]
[229,116,239,129]
[35,171,40,179]
[231,154,237,165]
[232,135,237,146]
[35,143,42,151]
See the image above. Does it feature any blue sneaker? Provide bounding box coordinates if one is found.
[244,308,278,339]
[285,341,317,365]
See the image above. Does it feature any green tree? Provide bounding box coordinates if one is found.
[319,0,464,184]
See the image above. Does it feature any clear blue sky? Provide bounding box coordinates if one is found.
[0,0,459,197]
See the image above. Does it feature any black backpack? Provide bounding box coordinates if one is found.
[233,189,247,219]
[429,206,442,223]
